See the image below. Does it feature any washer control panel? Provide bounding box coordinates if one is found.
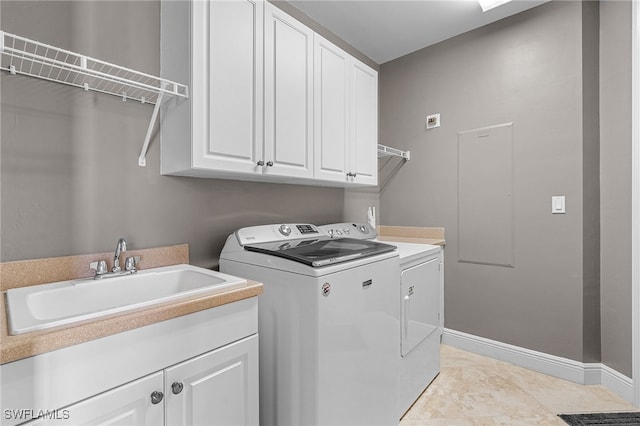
[236,224,321,245]
[318,223,377,240]
[278,224,292,236]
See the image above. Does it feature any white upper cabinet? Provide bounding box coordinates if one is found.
[313,34,351,182]
[263,2,314,179]
[198,0,264,174]
[349,58,379,186]
[161,0,264,177]
[314,34,378,186]
[161,0,378,186]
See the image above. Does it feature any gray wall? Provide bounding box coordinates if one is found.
[379,1,595,363]
[0,1,346,268]
[599,0,633,377]
[581,0,601,366]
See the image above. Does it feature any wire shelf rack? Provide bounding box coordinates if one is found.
[0,30,190,166]
[378,144,410,161]
[0,30,188,104]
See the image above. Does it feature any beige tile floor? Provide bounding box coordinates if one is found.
[401,345,639,425]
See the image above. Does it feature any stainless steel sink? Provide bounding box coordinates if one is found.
[5,264,247,335]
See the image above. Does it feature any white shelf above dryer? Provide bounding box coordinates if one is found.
[0,30,189,166]
[378,144,410,161]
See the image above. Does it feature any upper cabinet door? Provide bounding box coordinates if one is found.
[192,0,264,174]
[313,34,351,182]
[263,3,314,179]
[349,58,378,186]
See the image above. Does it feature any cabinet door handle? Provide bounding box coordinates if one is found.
[346,172,357,178]
[266,161,274,167]
[150,391,164,404]
[256,160,265,166]
[171,382,184,395]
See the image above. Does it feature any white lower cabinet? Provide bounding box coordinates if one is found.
[165,336,259,426]
[1,299,259,426]
[24,372,165,426]
[20,336,258,426]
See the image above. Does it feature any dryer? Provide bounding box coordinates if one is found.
[392,239,442,417]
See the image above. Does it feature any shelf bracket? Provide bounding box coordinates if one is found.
[138,84,165,167]
[377,144,410,160]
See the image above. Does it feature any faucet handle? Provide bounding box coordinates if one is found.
[125,256,141,272]
[90,260,108,276]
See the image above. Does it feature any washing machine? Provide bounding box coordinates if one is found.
[219,223,400,426]
[320,223,443,418]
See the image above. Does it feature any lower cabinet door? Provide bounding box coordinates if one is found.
[23,372,164,426]
[165,335,259,426]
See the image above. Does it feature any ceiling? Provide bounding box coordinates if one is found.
[289,0,550,64]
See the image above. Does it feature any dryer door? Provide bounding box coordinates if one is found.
[401,258,440,357]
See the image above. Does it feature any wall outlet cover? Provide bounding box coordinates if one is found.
[426,113,441,129]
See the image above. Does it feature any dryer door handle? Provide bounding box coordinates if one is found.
[403,294,411,339]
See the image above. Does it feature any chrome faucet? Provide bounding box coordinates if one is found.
[112,238,127,272]
[89,238,140,280]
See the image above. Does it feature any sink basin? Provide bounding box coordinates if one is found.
[5,264,247,335]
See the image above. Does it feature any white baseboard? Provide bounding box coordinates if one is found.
[443,328,634,404]
[602,364,635,403]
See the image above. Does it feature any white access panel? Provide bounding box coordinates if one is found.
[458,123,514,267]
[401,257,440,357]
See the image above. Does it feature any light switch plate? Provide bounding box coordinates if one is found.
[552,196,566,214]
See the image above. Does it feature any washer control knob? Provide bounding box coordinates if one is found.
[343,228,350,234]
[328,229,334,238]
[336,230,343,236]
[279,224,292,236]
[359,225,367,233]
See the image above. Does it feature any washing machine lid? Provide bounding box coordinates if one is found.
[243,237,397,267]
